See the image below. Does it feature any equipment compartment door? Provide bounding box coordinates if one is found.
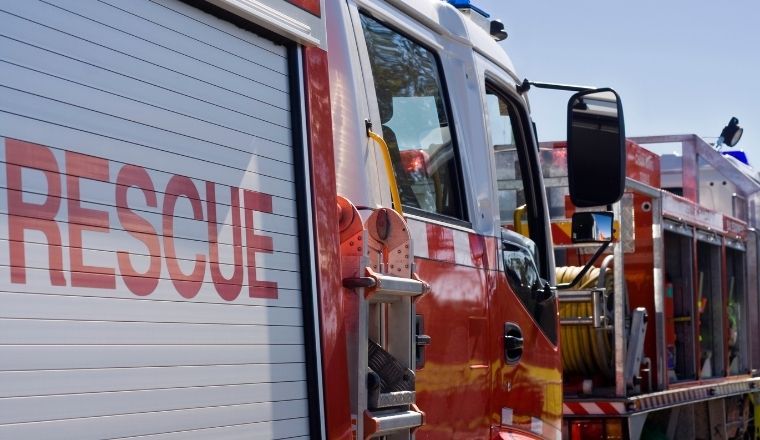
[0,1,319,438]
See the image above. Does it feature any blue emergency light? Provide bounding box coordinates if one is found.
[722,150,750,166]
[447,0,507,41]
[447,0,490,18]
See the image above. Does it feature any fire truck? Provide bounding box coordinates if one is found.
[524,136,760,439]
[0,0,627,438]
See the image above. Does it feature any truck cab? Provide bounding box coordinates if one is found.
[326,1,624,438]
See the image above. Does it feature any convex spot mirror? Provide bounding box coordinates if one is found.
[567,88,625,207]
[571,211,614,243]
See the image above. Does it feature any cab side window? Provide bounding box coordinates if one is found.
[485,89,525,224]
[486,84,557,344]
[360,14,466,221]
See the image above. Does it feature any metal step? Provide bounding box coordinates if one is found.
[365,408,423,438]
[370,272,428,303]
[344,269,428,303]
[374,391,416,408]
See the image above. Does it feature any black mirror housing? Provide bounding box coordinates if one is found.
[567,88,625,207]
[571,211,614,243]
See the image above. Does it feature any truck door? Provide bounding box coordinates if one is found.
[479,67,563,438]
[353,3,492,437]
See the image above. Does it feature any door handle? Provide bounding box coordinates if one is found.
[504,322,523,364]
[415,315,431,369]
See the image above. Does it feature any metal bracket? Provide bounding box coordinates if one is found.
[625,307,649,392]
[517,78,595,95]
[558,288,610,328]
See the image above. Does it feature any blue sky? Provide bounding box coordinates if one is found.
[476,0,760,164]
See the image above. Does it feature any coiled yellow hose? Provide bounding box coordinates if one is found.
[556,266,614,379]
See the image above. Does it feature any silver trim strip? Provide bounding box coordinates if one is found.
[614,201,626,396]
[208,0,321,46]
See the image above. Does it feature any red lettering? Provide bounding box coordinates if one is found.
[243,190,277,298]
[116,165,161,296]
[6,138,286,303]
[6,139,65,285]
[66,151,115,289]
[163,175,206,299]
[207,182,243,301]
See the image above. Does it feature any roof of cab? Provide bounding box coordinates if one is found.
[384,0,518,80]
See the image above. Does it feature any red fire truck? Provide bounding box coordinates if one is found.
[0,0,626,438]
[529,136,760,439]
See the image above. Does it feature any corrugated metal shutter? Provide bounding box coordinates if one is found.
[0,0,312,438]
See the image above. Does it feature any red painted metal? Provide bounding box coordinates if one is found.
[416,223,562,439]
[303,46,352,440]
[401,219,560,438]
[550,222,573,246]
[489,268,563,437]
[424,223,456,264]
[625,141,660,188]
[626,192,658,391]
[286,0,320,16]
[413,250,491,437]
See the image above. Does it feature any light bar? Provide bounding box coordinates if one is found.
[447,0,490,18]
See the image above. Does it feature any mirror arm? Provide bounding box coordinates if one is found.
[556,241,611,290]
[517,79,596,95]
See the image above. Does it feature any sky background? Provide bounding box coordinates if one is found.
[477,0,760,164]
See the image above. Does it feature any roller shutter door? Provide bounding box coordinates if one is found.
[0,0,314,438]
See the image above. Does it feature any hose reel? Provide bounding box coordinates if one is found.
[557,257,616,379]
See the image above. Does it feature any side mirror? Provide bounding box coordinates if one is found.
[567,88,625,207]
[559,211,614,290]
[572,211,614,243]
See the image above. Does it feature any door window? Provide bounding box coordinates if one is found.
[360,14,466,221]
[486,84,556,344]
[486,90,525,224]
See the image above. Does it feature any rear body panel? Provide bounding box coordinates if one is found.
[0,0,327,437]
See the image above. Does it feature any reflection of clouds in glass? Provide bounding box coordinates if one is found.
[360,13,464,219]
[386,97,442,149]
